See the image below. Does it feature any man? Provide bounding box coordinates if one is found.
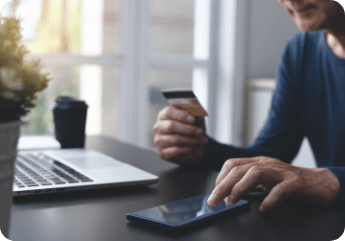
[153,0,345,213]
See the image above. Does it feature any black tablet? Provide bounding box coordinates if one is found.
[127,193,250,232]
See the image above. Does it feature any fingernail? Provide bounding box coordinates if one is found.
[259,205,265,212]
[208,194,218,205]
[187,115,194,123]
[228,194,236,205]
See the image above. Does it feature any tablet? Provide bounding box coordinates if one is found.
[127,193,250,232]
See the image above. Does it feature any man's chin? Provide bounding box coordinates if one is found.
[295,20,323,32]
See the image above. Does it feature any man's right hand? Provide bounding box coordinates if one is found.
[153,105,209,165]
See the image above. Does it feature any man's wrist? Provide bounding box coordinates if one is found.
[321,168,341,205]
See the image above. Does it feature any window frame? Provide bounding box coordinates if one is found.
[25,0,247,149]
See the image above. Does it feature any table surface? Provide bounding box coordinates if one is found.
[9,136,344,241]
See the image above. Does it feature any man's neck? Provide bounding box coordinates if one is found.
[326,32,345,59]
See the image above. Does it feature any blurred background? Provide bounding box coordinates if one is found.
[0,0,315,168]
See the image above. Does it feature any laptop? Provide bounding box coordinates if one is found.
[13,148,159,196]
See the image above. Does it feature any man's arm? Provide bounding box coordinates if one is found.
[202,32,307,171]
[206,156,340,212]
[206,32,342,211]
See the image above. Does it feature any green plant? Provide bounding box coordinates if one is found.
[0,17,51,122]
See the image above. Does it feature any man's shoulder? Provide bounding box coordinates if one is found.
[277,30,324,86]
[285,30,323,49]
[282,30,323,60]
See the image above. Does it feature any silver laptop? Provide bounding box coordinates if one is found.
[13,149,159,196]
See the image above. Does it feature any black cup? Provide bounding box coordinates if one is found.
[52,96,88,148]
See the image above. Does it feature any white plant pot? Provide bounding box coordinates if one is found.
[0,120,21,239]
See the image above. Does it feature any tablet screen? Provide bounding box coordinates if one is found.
[130,193,248,225]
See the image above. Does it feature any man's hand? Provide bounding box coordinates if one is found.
[153,105,208,165]
[207,156,340,212]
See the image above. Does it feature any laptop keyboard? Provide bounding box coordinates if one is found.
[14,153,93,188]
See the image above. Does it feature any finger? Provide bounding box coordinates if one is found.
[254,184,270,194]
[228,166,281,205]
[259,180,295,213]
[153,120,205,137]
[154,134,208,149]
[262,186,271,194]
[216,157,258,186]
[158,105,196,124]
[194,116,206,129]
[208,163,255,206]
[254,184,264,190]
[158,146,194,161]
[252,184,264,192]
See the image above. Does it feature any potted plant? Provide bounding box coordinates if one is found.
[0,17,51,121]
[0,16,51,238]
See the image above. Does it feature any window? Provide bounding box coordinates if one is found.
[2,0,223,150]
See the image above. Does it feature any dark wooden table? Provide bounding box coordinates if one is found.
[9,136,344,241]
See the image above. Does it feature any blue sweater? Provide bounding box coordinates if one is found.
[204,30,345,207]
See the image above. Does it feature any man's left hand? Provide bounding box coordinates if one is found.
[207,156,340,212]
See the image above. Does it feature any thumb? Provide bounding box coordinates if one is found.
[259,181,292,212]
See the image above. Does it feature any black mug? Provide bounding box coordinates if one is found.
[52,96,88,148]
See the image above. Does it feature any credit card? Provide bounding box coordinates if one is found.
[161,89,208,117]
